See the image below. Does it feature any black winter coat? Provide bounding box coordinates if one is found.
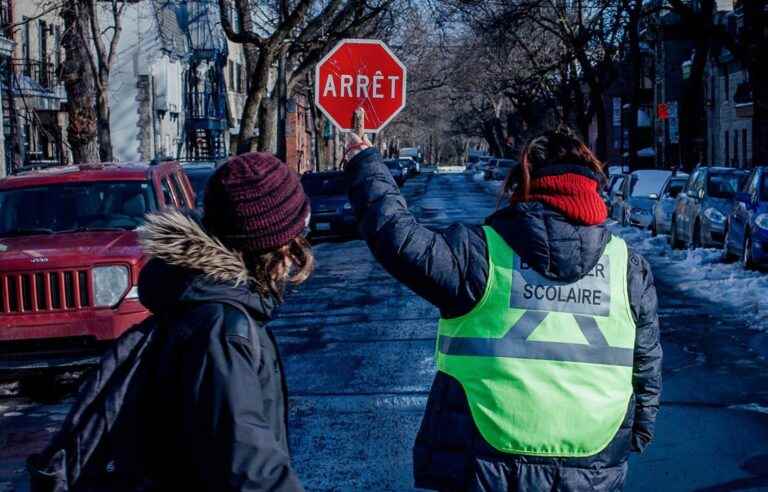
[136,210,304,492]
[345,149,662,492]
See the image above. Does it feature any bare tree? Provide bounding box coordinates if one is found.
[218,0,393,154]
[82,0,128,162]
[60,1,100,163]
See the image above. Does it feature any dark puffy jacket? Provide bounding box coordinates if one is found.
[136,210,304,492]
[345,149,662,492]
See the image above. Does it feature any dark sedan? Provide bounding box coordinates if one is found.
[384,159,407,186]
[182,161,221,209]
[724,166,768,269]
[301,171,358,239]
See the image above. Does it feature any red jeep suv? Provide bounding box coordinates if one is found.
[0,161,194,375]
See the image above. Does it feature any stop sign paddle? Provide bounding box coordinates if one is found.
[315,39,407,133]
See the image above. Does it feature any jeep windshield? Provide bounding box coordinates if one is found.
[0,181,157,237]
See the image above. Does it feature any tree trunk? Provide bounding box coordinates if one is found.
[239,48,273,152]
[575,50,608,161]
[258,94,278,153]
[681,37,709,170]
[95,82,113,161]
[61,1,99,164]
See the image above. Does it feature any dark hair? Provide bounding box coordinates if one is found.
[503,126,605,200]
[245,235,315,301]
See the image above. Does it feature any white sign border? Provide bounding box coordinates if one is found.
[314,38,408,133]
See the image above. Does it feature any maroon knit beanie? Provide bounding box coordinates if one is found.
[202,152,310,254]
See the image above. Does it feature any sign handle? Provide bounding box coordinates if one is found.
[353,107,365,138]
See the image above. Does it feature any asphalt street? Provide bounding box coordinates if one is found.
[1,172,768,491]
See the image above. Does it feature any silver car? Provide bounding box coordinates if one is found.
[651,174,688,236]
[613,170,672,228]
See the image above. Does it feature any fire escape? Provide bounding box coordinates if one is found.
[182,0,228,161]
[0,0,17,175]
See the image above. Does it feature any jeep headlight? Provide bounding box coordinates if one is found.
[343,201,352,210]
[93,265,130,307]
[756,214,768,231]
[703,207,726,224]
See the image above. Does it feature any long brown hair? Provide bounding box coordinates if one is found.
[246,235,315,301]
[503,127,605,201]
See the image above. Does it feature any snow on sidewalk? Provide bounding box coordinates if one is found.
[475,181,768,332]
[609,223,768,332]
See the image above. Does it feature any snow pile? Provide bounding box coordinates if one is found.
[610,223,768,332]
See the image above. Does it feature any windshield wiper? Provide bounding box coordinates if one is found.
[0,228,56,237]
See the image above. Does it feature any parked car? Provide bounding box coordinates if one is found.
[487,159,518,181]
[651,174,689,236]
[301,171,357,239]
[399,157,420,177]
[0,161,195,376]
[670,166,749,249]
[723,166,768,269]
[623,170,673,228]
[384,159,407,186]
[482,158,499,180]
[607,174,626,217]
[182,160,222,209]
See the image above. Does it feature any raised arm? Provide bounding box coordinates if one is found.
[344,147,488,319]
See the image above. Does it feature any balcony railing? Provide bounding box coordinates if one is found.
[12,59,60,91]
[187,90,226,120]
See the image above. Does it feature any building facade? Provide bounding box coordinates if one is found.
[9,0,67,171]
[705,7,753,167]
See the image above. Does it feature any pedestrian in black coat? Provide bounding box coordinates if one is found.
[344,129,662,492]
[136,152,313,491]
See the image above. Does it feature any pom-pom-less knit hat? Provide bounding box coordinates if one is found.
[202,152,310,254]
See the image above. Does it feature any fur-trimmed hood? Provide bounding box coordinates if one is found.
[137,209,276,318]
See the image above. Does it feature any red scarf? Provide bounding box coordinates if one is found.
[514,173,608,226]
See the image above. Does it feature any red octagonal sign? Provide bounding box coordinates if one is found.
[315,39,407,133]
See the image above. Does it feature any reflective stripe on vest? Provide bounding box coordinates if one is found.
[436,226,636,457]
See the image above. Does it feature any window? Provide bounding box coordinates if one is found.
[734,131,739,166]
[39,20,48,65]
[228,61,234,91]
[236,63,242,93]
[725,131,730,165]
[22,17,30,67]
[160,177,176,206]
[54,26,62,72]
[742,129,748,166]
[170,172,187,206]
[724,65,730,102]
[746,170,759,196]
[684,171,698,193]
